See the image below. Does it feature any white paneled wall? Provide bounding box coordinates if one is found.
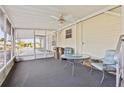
[82,13,121,57]
[57,12,121,57]
[57,25,77,53]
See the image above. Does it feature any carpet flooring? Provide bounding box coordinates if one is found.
[2,58,116,87]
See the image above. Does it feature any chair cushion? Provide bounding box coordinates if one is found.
[91,63,103,71]
[103,50,116,64]
[91,62,116,71]
[104,64,116,71]
[64,47,74,55]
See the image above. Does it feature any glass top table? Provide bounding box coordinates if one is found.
[61,54,90,76]
[61,54,90,60]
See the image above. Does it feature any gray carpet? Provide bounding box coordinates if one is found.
[2,58,116,87]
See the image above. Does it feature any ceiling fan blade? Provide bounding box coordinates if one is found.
[64,15,73,20]
[64,15,76,22]
[50,16,59,20]
[49,21,57,24]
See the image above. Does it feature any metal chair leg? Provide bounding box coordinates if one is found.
[90,65,93,74]
[72,63,75,76]
[100,70,105,84]
[64,63,68,69]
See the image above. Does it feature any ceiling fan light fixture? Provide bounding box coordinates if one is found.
[58,15,65,24]
[58,19,65,24]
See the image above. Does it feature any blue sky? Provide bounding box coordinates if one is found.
[16,38,35,43]
[0,29,4,38]
[20,38,40,43]
[21,39,34,43]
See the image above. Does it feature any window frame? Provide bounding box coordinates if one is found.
[65,29,72,39]
[0,8,15,70]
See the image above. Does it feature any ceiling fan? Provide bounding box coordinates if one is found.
[50,14,76,25]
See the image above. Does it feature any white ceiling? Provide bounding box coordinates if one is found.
[4,5,112,30]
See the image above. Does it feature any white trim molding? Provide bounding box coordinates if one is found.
[105,11,121,17]
[0,5,15,28]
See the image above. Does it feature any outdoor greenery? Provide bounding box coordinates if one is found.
[0,38,4,42]
[17,41,33,48]
[0,38,4,50]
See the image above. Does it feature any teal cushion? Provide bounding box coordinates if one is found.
[64,47,74,55]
